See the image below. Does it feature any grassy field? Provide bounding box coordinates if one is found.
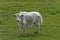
[0,0,60,40]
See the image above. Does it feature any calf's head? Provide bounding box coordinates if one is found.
[13,14,24,23]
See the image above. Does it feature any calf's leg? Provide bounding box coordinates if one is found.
[34,22,40,35]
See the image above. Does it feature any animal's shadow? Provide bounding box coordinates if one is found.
[17,33,47,37]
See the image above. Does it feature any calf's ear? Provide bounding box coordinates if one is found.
[21,15,24,17]
[13,14,16,17]
[20,15,24,17]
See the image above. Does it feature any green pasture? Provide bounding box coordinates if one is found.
[0,0,60,40]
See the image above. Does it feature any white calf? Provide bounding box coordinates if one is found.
[13,12,43,35]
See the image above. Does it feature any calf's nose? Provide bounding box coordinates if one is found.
[17,20,19,22]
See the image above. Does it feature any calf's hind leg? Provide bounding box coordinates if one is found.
[34,22,40,35]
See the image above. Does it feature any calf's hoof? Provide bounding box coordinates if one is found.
[34,32,39,35]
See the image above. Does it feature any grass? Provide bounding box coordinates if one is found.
[0,0,60,40]
[0,0,59,2]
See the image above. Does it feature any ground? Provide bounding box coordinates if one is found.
[0,0,60,40]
